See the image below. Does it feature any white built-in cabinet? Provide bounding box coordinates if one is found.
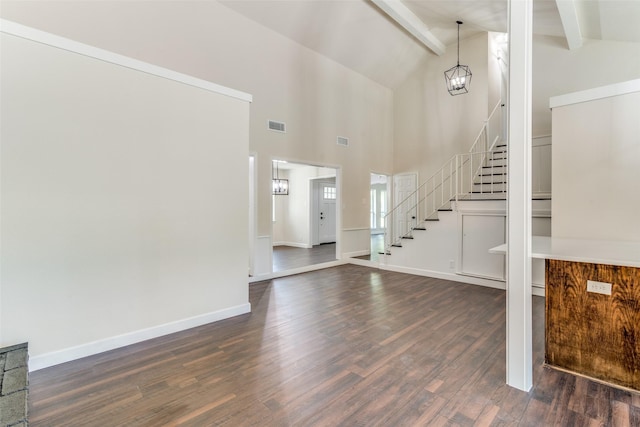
[459,214,506,280]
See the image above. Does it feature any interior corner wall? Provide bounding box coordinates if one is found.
[533,35,640,136]
[488,32,504,113]
[273,167,312,248]
[393,33,490,179]
[551,91,640,241]
[0,33,250,363]
[286,168,315,248]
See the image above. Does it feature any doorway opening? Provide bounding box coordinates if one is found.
[353,173,390,262]
[369,173,389,260]
[390,172,418,248]
[271,160,339,273]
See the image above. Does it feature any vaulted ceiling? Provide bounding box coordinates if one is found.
[221,0,640,88]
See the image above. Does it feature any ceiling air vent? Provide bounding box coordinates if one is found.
[268,120,286,133]
[337,136,349,147]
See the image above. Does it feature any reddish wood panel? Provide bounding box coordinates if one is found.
[546,259,640,390]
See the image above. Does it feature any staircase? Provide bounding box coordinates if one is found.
[383,101,505,254]
[462,142,507,199]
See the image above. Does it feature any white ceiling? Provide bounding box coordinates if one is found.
[220,0,640,89]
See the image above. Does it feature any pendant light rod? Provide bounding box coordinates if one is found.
[456,20,462,65]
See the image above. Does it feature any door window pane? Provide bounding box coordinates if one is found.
[323,186,336,200]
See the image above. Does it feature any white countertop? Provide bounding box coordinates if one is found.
[489,236,640,268]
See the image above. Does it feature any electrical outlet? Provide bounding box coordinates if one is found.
[587,280,612,296]
[449,260,455,269]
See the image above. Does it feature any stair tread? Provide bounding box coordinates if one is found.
[471,190,507,193]
[458,197,507,201]
[474,182,507,185]
[385,136,514,244]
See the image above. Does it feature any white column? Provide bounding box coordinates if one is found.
[506,0,533,391]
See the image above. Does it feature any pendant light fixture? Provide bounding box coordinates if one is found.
[444,21,472,96]
[272,161,289,195]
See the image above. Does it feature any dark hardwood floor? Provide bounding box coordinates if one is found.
[272,243,337,272]
[28,265,640,426]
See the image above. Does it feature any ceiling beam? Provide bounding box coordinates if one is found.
[371,0,445,56]
[555,0,583,49]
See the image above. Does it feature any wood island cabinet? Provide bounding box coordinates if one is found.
[545,259,640,390]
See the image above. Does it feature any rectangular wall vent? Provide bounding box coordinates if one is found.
[268,120,286,133]
[337,136,349,147]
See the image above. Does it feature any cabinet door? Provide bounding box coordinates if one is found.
[461,214,505,280]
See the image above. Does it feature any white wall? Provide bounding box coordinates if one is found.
[1,32,250,367]
[552,88,640,241]
[532,135,552,197]
[533,35,640,136]
[380,198,551,294]
[395,34,640,196]
[381,209,460,278]
[272,165,336,248]
[488,32,505,113]
[0,1,395,260]
[393,33,491,180]
[381,200,508,289]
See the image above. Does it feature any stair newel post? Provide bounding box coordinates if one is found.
[384,214,387,253]
[439,168,442,207]
[484,122,488,153]
[422,184,426,225]
[470,153,473,195]
[455,155,459,203]
[449,158,453,203]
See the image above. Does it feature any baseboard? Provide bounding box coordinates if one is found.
[29,303,251,372]
[379,264,507,290]
[273,242,312,249]
[532,284,546,297]
[347,257,379,267]
[249,259,347,283]
[342,250,370,258]
[379,262,545,295]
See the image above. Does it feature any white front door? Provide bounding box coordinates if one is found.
[318,181,336,244]
[392,173,417,241]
